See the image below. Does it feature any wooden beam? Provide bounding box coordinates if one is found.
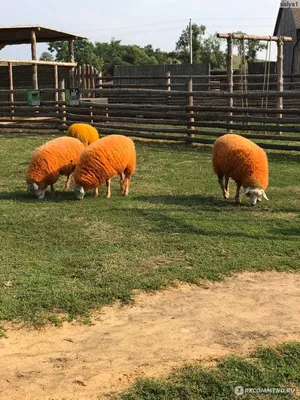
[0,59,77,67]
[217,33,292,42]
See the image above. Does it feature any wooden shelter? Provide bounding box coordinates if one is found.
[0,25,86,100]
[274,7,300,74]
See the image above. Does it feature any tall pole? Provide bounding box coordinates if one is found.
[227,35,233,133]
[31,29,38,89]
[189,19,193,65]
[277,36,283,135]
[68,40,75,88]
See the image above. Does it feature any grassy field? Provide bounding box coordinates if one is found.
[0,133,300,326]
[117,342,300,399]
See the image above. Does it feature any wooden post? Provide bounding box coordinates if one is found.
[8,62,14,119]
[82,65,87,92]
[187,78,194,139]
[59,78,66,128]
[189,19,193,65]
[31,30,38,89]
[54,64,59,113]
[227,35,233,133]
[78,65,82,89]
[277,37,283,135]
[68,40,75,88]
[166,71,171,105]
[91,66,95,98]
[87,65,91,97]
[99,71,103,90]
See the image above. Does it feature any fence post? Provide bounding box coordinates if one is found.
[187,78,194,140]
[166,71,171,105]
[227,35,233,133]
[59,78,66,129]
[277,37,283,135]
[31,30,38,90]
[54,64,59,114]
[91,66,96,98]
[8,62,14,120]
[78,65,82,89]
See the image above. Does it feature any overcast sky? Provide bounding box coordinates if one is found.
[0,0,280,60]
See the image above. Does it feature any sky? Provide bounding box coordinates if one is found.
[0,0,280,61]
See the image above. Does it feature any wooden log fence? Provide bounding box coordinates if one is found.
[0,86,300,151]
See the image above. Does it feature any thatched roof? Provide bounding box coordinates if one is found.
[0,25,87,46]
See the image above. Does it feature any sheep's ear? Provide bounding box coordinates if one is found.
[262,190,269,201]
[241,187,251,196]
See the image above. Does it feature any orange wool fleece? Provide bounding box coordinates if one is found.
[66,123,99,147]
[26,136,85,188]
[212,134,268,190]
[74,135,136,190]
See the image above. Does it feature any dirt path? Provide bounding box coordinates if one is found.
[1,271,300,400]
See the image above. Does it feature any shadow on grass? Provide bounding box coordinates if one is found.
[134,194,256,210]
[0,190,78,203]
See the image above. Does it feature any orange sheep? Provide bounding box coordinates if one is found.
[26,136,85,199]
[66,123,99,147]
[73,135,136,200]
[212,134,269,206]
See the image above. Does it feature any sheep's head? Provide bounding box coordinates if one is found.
[74,183,85,200]
[242,186,268,206]
[27,182,46,199]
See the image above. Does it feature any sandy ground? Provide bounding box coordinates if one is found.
[1,271,300,400]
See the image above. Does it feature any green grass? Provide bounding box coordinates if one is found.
[116,342,300,400]
[0,134,300,325]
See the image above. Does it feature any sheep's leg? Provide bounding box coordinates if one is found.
[93,187,99,198]
[50,184,55,193]
[218,175,228,199]
[119,173,125,194]
[105,179,111,199]
[63,174,73,191]
[124,176,131,196]
[224,176,230,199]
[234,182,242,203]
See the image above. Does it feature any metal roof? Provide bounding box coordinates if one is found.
[0,25,87,46]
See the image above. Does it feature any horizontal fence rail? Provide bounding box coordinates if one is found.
[0,84,300,151]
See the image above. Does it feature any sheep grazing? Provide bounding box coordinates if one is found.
[66,123,99,147]
[26,136,85,199]
[212,134,269,206]
[73,135,136,200]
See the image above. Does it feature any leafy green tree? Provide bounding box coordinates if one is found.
[201,34,226,69]
[232,31,267,62]
[175,23,206,63]
[175,24,225,68]
[48,39,101,69]
[39,52,54,61]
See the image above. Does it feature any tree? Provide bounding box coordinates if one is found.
[232,31,267,62]
[39,52,54,61]
[175,24,225,68]
[175,23,206,63]
[48,39,101,70]
[200,34,226,69]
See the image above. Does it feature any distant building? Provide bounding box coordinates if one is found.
[274,7,300,74]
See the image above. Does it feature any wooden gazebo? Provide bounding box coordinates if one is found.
[0,25,87,101]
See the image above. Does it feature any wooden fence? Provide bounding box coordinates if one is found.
[1,86,300,151]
